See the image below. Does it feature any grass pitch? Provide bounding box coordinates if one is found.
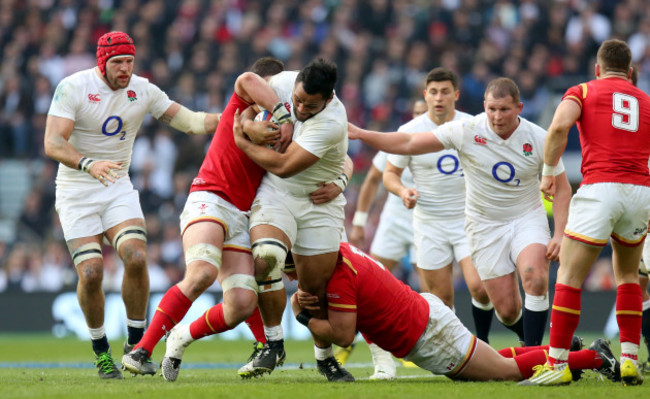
[0,333,646,399]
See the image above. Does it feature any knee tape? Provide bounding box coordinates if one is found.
[251,238,288,274]
[112,226,147,252]
[221,273,258,293]
[284,251,295,273]
[185,243,222,269]
[257,266,284,293]
[71,242,102,267]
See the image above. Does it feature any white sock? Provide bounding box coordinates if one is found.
[621,342,640,365]
[88,326,106,340]
[264,325,283,341]
[314,345,333,360]
[126,318,146,328]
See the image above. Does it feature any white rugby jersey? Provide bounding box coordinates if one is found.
[372,151,413,220]
[434,113,565,221]
[388,110,472,220]
[48,68,173,188]
[264,71,348,196]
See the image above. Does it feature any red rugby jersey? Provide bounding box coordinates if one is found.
[190,92,265,211]
[326,243,429,358]
[563,77,650,186]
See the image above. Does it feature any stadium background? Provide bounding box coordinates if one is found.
[0,0,648,337]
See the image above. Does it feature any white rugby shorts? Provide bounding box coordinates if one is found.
[414,213,470,270]
[565,183,650,247]
[249,180,345,256]
[369,207,416,262]
[404,293,477,376]
[179,191,251,251]
[466,206,550,280]
[55,177,143,241]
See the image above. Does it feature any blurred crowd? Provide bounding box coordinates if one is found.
[2,0,649,293]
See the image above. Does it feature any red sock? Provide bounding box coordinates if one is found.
[136,285,192,355]
[548,284,581,365]
[514,350,548,379]
[568,349,602,370]
[498,345,549,358]
[617,283,643,347]
[190,303,231,339]
[245,308,266,344]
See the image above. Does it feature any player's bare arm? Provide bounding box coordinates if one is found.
[235,71,294,152]
[347,122,444,155]
[540,100,581,199]
[309,154,353,205]
[233,109,319,178]
[546,171,571,261]
[159,102,220,135]
[44,115,122,186]
[383,161,418,209]
[349,164,382,248]
[290,291,357,347]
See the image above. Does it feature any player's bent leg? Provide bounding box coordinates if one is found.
[293,251,339,319]
[483,273,524,343]
[516,244,550,346]
[106,219,149,347]
[454,340,522,381]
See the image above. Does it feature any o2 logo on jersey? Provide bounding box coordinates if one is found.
[437,154,463,176]
[492,161,520,186]
[102,115,127,141]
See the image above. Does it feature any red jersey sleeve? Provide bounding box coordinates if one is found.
[562,83,587,108]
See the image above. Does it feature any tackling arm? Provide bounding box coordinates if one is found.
[233,109,318,178]
[347,123,444,155]
[290,292,357,347]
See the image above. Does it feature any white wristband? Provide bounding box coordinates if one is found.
[332,173,349,192]
[352,211,368,227]
[542,163,556,176]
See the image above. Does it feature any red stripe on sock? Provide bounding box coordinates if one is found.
[244,308,266,344]
[498,345,549,358]
[136,285,192,355]
[617,283,642,346]
[549,284,581,362]
[190,303,230,339]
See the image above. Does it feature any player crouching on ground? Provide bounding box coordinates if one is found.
[290,242,621,384]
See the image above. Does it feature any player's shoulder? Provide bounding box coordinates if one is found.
[312,96,348,131]
[398,114,431,132]
[58,68,94,88]
[270,71,299,86]
[128,73,154,89]
[454,110,473,121]
[518,116,547,138]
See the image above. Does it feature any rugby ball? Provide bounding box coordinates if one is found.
[254,110,280,150]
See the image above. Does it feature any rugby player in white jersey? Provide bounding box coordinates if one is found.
[348,77,572,348]
[44,31,219,379]
[385,67,492,347]
[232,58,353,381]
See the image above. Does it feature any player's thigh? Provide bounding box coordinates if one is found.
[413,217,454,270]
[511,206,550,271]
[466,218,515,281]
[481,273,521,317]
[293,197,344,256]
[565,183,648,245]
[369,211,413,263]
[55,186,108,241]
[249,184,298,247]
[454,340,521,381]
[100,178,145,233]
[404,293,476,376]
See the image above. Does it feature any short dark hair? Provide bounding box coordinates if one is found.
[296,58,337,99]
[597,39,631,75]
[426,67,459,90]
[250,57,284,77]
[484,77,520,104]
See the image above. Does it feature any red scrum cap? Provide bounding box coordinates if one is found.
[96,31,135,76]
